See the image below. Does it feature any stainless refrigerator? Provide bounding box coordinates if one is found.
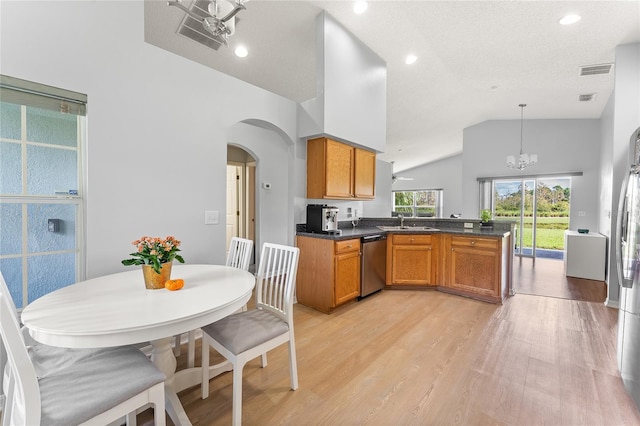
[617,126,640,411]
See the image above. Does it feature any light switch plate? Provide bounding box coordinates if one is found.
[464,222,474,228]
[204,210,219,225]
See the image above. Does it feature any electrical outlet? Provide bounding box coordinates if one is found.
[464,222,474,228]
[204,210,219,225]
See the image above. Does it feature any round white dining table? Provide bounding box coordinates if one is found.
[21,264,255,426]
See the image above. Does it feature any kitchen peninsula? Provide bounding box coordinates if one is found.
[295,217,514,314]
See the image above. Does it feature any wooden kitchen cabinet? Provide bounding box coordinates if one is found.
[307,137,376,200]
[354,148,376,198]
[386,234,437,286]
[334,239,361,305]
[296,236,361,314]
[442,234,509,303]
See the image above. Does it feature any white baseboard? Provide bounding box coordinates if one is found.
[605,297,620,309]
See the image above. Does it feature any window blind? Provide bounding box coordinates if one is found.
[0,74,86,116]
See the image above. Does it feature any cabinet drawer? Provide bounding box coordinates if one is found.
[335,239,360,254]
[451,236,498,250]
[392,234,432,245]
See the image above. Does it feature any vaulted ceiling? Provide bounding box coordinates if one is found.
[145,0,640,173]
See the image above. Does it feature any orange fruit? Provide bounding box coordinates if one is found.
[165,278,184,291]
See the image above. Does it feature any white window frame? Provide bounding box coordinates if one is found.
[393,189,443,218]
[0,76,86,308]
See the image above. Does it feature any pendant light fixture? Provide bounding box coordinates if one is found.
[506,103,537,170]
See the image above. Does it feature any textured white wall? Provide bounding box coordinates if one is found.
[462,119,602,230]
[390,155,463,217]
[301,12,386,153]
[0,1,298,279]
[365,160,393,217]
[321,13,387,152]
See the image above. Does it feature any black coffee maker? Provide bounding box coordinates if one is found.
[306,204,339,233]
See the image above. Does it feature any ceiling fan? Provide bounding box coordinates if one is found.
[167,0,247,46]
[392,175,414,184]
[390,161,414,184]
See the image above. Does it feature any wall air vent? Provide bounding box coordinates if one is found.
[177,0,226,51]
[579,63,613,76]
[578,93,597,102]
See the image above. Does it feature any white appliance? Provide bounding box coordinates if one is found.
[564,230,606,281]
[616,126,640,411]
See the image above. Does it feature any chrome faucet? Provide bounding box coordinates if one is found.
[398,213,404,228]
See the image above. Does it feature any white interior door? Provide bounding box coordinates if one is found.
[226,165,239,257]
[247,163,256,242]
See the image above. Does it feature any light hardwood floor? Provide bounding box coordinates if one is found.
[513,256,607,303]
[142,260,640,425]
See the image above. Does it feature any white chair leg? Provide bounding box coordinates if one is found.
[288,339,299,390]
[232,362,245,426]
[150,382,166,426]
[187,330,197,368]
[201,337,210,399]
[260,353,267,367]
[173,334,181,356]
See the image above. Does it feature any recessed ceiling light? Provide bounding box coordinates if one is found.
[405,54,417,65]
[559,14,581,25]
[234,46,248,58]
[354,1,368,14]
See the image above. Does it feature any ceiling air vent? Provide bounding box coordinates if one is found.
[578,93,597,102]
[579,63,613,76]
[177,0,225,51]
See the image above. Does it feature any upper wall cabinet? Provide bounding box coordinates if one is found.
[307,137,376,200]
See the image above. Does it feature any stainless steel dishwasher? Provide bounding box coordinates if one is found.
[360,234,387,298]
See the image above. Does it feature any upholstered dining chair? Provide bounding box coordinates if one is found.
[200,242,300,426]
[0,293,167,426]
[182,237,254,368]
[0,272,106,406]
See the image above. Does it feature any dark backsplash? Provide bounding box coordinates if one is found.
[296,217,515,233]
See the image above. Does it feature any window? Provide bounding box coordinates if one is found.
[0,75,86,309]
[393,189,443,217]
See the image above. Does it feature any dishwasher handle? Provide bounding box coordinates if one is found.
[362,234,386,242]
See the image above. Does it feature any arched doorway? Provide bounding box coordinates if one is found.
[226,119,296,265]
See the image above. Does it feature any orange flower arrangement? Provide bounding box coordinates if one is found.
[122,236,185,274]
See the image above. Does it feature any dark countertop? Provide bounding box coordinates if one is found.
[296,225,511,241]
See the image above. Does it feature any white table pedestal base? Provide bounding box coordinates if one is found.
[150,337,234,425]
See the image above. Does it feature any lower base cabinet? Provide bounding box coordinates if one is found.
[386,234,436,286]
[296,236,361,314]
[295,231,513,314]
[441,234,510,303]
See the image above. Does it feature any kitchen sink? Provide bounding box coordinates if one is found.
[377,225,439,232]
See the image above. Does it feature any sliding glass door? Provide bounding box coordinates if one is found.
[493,177,571,259]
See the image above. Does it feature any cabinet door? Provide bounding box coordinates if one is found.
[354,148,375,199]
[325,139,354,198]
[391,246,433,285]
[448,243,499,297]
[335,250,360,305]
[388,234,434,285]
